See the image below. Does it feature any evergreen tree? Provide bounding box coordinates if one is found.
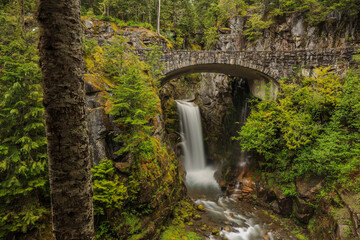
[104,37,161,155]
[0,4,49,238]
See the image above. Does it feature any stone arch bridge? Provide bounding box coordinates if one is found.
[134,47,357,100]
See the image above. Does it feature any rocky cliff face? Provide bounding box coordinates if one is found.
[82,17,170,165]
[81,18,184,239]
[220,13,359,52]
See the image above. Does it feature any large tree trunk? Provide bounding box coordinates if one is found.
[38,0,95,239]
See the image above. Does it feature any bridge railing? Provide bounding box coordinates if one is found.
[133,47,357,55]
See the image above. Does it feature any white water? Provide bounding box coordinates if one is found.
[176,100,206,170]
[232,100,249,198]
[176,100,221,198]
[176,100,272,240]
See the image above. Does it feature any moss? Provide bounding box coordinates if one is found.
[81,16,89,21]
[83,43,116,95]
[84,74,105,91]
[159,199,201,240]
[220,27,231,31]
[109,22,119,32]
[190,44,201,50]
[162,35,173,49]
[163,98,180,135]
[160,225,201,240]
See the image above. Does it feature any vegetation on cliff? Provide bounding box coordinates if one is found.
[78,24,186,239]
[236,66,360,195]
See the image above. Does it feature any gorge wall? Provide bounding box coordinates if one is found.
[161,12,360,240]
[82,18,185,239]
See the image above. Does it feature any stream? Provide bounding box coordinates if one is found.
[177,100,274,240]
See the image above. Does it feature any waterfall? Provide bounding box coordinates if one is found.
[232,99,249,199]
[176,99,272,240]
[176,100,220,199]
[176,100,206,170]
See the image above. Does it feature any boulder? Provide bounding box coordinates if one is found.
[83,19,93,29]
[296,177,323,200]
[114,162,130,174]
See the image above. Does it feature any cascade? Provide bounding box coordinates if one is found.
[176,99,273,240]
[176,100,220,199]
[232,100,249,199]
[176,100,206,170]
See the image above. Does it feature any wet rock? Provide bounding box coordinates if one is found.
[114,162,130,174]
[87,107,109,164]
[326,11,342,21]
[212,228,220,235]
[270,201,280,214]
[337,225,354,240]
[257,182,277,203]
[202,97,211,105]
[83,20,93,29]
[99,23,107,33]
[106,25,114,33]
[197,204,206,211]
[339,192,360,239]
[224,12,358,52]
[294,197,314,224]
[274,188,293,217]
[291,16,304,37]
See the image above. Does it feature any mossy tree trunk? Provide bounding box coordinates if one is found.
[38,0,95,239]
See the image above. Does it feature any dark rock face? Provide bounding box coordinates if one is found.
[294,197,315,224]
[84,76,120,165]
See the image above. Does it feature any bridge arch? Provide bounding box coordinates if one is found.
[161,63,279,100]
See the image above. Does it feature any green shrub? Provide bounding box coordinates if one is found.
[236,66,360,193]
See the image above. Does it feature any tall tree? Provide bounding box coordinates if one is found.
[0,2,49,238]
[157,0,161,34]
[38,0,95,239]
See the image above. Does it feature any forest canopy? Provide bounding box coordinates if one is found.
[80,0,359,49]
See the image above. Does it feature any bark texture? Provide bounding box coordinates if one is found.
[38,0,95,239]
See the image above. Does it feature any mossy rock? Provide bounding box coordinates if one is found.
[197,204,205,211]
